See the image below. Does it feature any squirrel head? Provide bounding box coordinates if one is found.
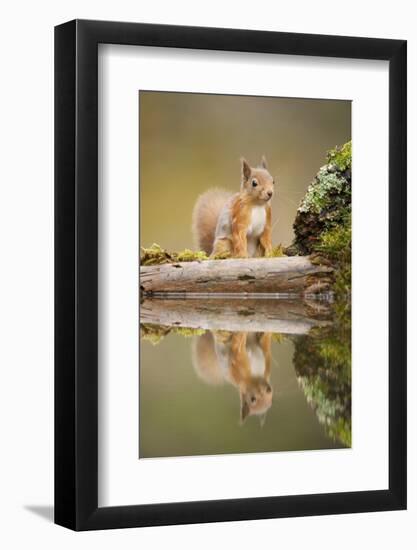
[240,156,275,204]
[240,377,273,424]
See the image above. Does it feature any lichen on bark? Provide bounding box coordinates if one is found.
[287,141,352,297]
[290,140,351,256]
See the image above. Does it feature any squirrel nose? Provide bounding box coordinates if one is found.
[267,191,273,198]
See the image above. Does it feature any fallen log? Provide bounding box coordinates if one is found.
[140,297,332,334]
[140,256,333,296]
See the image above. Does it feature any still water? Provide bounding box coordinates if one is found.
[139,298,351,459]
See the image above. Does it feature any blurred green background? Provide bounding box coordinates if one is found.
[140,91,351,250]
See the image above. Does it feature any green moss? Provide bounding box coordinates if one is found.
[313,217,351,299]
[327,140,352,172]
[267,244,286,258]
[140,323,171,345]
[316,337,351,367]
[211,251,232,260]
[271,333,286,343]
[176,249,209,262]
[328,418,351,447]
[314,221,351,261]
[172,326,206,337]
[333,264,351,298]
[140,243,174,266]
[293,311,351,447]
[141,242,288,264]
[140,322,206,344]
[140,243,209,265]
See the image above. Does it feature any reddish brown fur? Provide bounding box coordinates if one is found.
[231,195,253,257]
[192,330,273,423]
[229,332,272,422]
[259,204,272,256]
[192,157,275,258]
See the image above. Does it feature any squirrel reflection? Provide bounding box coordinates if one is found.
[192,331,272,424]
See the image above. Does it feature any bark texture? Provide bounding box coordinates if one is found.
[140,256,333,296]
[140,297,332,335]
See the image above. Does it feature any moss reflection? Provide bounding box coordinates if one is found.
[292,305,351,446]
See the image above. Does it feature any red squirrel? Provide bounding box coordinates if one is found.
[192,331,273,424]
[192,157,275,258]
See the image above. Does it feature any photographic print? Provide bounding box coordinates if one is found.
[139,91,352,459]
[55,20,406,530]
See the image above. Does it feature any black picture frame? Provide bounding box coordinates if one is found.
[55,19,407,531]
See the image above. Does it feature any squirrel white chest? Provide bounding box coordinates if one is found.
[247,206,266,237]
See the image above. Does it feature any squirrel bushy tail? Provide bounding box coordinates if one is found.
[192,188,232,254]
[191,332,223,385]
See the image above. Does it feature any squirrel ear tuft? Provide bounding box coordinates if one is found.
[259,412,267,428]
[241,157,251,181]
[240,392,250,424]
[260,155,268,170]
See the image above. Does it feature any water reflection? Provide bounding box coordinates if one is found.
[139,298,351,458]
[193,331,273,424]
[293,322,351,447]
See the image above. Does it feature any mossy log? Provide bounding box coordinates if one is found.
[140,256,333,296]
[141,298,332,334]
[289,141,352,256]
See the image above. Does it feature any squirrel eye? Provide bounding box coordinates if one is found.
[251,396,257,403]
[252,179,258,187]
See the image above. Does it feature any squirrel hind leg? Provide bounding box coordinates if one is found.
[211,237,233,258]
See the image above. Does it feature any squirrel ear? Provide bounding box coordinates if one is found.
[260,155,268,170]
[240,392,250,424]
[259,412,267,428]
[241,158,251,181]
